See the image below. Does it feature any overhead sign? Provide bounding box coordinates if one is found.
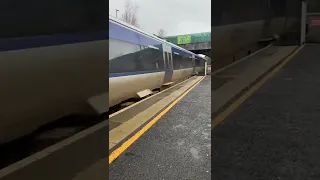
[177,35,192,44]
[164,32,211,45]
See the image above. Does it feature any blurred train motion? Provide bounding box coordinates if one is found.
[212,0,302,70]
[0,0,108,144]
[109,16,206,108]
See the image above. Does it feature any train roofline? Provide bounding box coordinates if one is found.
[109,16,205,60]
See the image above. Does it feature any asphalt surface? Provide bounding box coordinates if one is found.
[212,44,320,180]
[109,76,211,180]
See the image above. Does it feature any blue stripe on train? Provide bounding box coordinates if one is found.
[0,32,108,51]
[109,69,164,78]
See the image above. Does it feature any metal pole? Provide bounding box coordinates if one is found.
[205,61,207,75]
[301,1,307,45]
[116,9,119,18]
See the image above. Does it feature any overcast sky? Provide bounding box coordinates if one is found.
[109,0,211,36]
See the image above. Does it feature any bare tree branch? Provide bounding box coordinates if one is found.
[157,29,166,37]
[121,0,139,27]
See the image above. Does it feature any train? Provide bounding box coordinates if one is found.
[109,16,206,108]
[212,0,302,70]
[0,1,108,144]
[0,14,205,144]
[0,38,108,144]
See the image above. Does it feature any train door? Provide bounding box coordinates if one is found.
[162,44,173,84]
[192,55,196,74]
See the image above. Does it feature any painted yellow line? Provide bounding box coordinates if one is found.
[109,76,206,164]
[212,45,305,129]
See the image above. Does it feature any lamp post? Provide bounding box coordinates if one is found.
[116,9,119,18]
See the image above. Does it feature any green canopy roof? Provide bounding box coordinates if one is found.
[164,32,211,45]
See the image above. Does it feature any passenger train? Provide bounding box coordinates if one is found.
[109,16,206,108]
[0,19,108,144]
[0,14,205,144]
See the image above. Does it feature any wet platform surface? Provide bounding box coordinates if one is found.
[211,45,297,121]
[212,44,320,179]
[109,76,211,180]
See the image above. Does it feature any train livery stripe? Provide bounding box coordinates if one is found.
[0,32,108,51]
[109,70,164,78]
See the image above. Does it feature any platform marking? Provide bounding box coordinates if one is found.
[109,76,205,164]
[212,45,305,129]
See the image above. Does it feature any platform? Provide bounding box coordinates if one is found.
[109,76,211,180]
[211,45,298,121]
[212,44,320,179]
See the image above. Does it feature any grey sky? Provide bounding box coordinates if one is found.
[109,0,211,36]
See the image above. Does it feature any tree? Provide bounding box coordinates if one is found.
[121,0,139,27]
[157,29,167,38]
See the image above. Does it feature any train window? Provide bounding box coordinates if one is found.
[138,47,164,71]
[109,38,138,74]
[154,49,165,70]
[182,56,193,69]
[182,57,188,68]
[0,0,108,38]
[201,59,205,67]
[109,38,140,60]
[189,58,193,68]
[195,59,201,67]
[109,38,164,74]
[172,51,194,70]
[172,53,180,69]
[164,52,168,65]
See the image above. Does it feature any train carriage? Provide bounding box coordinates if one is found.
[0,14,205,145]
[0,0,108,144]
[109,16,206,108]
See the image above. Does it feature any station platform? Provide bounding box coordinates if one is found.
[109,76,211,179]
[212,44,320,179]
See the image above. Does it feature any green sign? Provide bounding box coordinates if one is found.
[164,32,210,45]
[177,35,192,44]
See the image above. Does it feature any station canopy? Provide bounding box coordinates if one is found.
[163,32,211,45]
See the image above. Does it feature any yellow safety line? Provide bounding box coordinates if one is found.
[212,45,304,129]
[109,76,206,164]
